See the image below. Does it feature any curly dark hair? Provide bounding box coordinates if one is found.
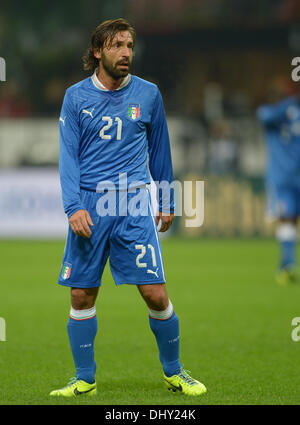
[82,18,136,72]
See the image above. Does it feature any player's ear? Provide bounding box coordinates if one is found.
[93,48,101,60]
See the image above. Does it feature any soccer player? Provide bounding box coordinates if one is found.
[50,18,207,397]
[257,84,300,284]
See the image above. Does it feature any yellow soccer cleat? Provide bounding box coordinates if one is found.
[49,377,97,397]
[276,267,296,285]
[164,368,207,396]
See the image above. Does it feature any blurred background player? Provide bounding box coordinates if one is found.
[257,77,300,284]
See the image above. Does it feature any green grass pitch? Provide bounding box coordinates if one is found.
[0,237,300,405]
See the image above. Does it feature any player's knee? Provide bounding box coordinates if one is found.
[140,284,169,310]
[71,287,98,310]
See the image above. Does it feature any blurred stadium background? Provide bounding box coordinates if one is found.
[1,0,300,238]
[2,0,300,406]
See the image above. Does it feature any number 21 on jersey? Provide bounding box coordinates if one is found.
[99,116,122,141]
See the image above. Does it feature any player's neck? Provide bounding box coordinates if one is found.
[96,68,125,91]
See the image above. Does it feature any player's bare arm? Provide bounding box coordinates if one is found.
[68,209,93,238]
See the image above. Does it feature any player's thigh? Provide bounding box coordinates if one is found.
[58,191,112,288]
[109,192,166,285]
[58,224,110,288]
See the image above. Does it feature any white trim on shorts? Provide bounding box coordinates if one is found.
[147,190,166,282]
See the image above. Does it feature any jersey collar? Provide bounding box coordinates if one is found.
[91,70,131,92]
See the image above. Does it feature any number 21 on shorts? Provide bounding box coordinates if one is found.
[135,244,157,269]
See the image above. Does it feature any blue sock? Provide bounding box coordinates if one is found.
[149,302,181,377]
[280,240,296,269]
[67,307,97,384]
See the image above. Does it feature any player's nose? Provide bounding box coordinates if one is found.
[121,46,131,58]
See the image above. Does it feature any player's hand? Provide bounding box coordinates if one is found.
[69,209,94,238]
[155,212,175,232]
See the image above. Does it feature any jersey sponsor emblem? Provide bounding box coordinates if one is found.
[59,116,66,126]
[147,267,159,278]
[62,263,72,280]
[82,108,95,118]
[128,104,140,120]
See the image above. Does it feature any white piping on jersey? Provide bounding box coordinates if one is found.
[91,70,131,92]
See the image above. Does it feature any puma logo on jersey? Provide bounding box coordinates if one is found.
[59,116,66,126]
[82,108,95,118]
[147,267,159,278]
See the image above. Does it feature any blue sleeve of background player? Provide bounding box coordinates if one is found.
[59,90,84,218]
[148,88,175,214]
[256,96,298,127]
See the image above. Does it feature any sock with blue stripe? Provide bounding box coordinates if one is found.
[67,306,97,384]
[149,300,181,377]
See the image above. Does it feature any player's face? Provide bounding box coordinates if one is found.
[99,31,134,80]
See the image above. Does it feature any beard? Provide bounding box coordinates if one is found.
[101,52,131,81]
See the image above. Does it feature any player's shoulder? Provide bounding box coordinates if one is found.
[64,76,92,104]
[130,76,163,112]
[258,95,298,111]
[131,75,160,95]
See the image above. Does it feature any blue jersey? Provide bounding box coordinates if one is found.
[59,73,174,218]
[256,96,300,187]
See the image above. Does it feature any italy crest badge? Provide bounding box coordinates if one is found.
[62,263,72,280]
[128,104,140,120]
